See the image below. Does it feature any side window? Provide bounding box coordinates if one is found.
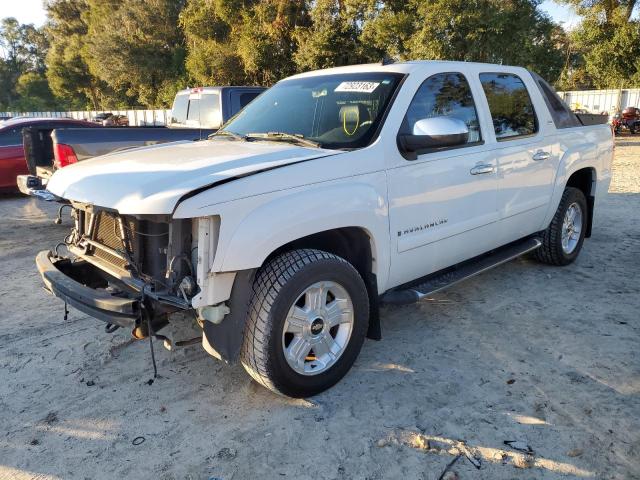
[0,127,22,147]
[532,73,581,129]
[479,73,537,140]
[239,92,260,109]
[402,72,481,144]
[199,93,221,128]
[170,94,189,125]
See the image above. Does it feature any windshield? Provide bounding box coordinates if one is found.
[220,72,404,149]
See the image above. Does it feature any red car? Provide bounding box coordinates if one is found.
[0,117,96,193]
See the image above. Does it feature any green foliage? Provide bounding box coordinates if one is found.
[407,0,565,81]
[14,72,57,110]
[181,0,309,86]
[557,0,640,89]
[83,0,187,107]
[4,0,640,109]
[0,17,50,109]
[44,0,104,109]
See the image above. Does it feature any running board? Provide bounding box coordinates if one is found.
[381,237,542,305]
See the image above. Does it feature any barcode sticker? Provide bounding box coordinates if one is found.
[334,81,380,93]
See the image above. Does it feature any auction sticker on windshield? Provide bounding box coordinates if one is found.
[335,81,380,93]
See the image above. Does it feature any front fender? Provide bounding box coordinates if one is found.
[217,175,390,291]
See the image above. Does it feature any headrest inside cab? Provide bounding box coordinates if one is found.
[338,104,371,125]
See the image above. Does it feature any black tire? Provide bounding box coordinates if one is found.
[534,187,588,266]
[240,249,369,397]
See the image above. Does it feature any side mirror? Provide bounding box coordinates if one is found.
[398,116,469,157]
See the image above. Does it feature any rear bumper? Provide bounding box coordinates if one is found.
[17,175,61,201]
[36,250,140,328]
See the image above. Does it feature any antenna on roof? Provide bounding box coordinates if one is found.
[381,55,395,66]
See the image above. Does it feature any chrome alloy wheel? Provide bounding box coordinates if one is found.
[282,281,354,376]
[561,202,583,254]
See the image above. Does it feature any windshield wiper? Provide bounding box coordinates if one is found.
[209,130,245,141]
[245,132,321,149]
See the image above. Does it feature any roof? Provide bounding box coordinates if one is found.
[285,60,530,81]
[175,86,266,95]
[0,117,90,129]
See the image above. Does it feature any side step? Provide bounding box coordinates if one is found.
[381,237,542,305]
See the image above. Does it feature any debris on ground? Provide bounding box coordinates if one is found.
[43,412,57,424]
[504,440,534,455]
[216,447,237,460]
[567,448,584,457]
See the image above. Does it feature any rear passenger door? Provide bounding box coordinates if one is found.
[479,72,556,241]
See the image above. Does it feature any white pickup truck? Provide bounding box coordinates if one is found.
[36,61,613,397]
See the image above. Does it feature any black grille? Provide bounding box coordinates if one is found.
[83,211,170,280]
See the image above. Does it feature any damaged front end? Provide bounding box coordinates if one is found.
[37,202,200,344]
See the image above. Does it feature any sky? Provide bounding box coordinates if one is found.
[0,0,578,29]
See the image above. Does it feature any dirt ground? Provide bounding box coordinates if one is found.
[1,136,639,480]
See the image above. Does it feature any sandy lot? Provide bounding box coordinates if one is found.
[1,137,639,480]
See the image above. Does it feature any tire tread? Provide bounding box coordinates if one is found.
[240,249,355,395]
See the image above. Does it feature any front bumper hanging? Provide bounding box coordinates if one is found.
[36,250,140,328]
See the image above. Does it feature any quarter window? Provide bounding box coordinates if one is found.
[0,127,22,147]
[402,72,481,145]
[480,73,537,140]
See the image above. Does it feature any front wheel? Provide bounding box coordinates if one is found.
[534,187,588,266]
[240,249,369,397]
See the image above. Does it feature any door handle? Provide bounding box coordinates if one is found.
[532,150,551,161]
[470,164,495,175]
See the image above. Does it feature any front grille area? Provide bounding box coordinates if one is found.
[81,210,171,281]
[92,212,131,271]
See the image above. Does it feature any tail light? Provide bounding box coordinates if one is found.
[54,143,78,169]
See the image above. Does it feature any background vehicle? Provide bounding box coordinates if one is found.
[92,112,113,124]
[18,86,265,197]
[619,106,640,134]
[92,112,130,126]
[1,117,97,193]
[35,62,612,397]
[102,114,129,127]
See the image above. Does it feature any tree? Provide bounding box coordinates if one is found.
[0,18,50,107]
[14,72,57,110]
[236,0,309,84]
[181,0,308,86]
[45,0,104,109]
[293,0,378,71]
[557,1,640,88]
[406,0,565,82]
[83,0,187,107]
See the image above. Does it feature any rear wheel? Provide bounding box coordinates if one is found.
[240,249,369,397]
[534,187,588,266]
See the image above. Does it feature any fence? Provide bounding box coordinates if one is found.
[4,88,640,121]
[0,109,173,126]
[557,88,640,114]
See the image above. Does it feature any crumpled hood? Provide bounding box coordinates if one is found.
[47,139,338,214]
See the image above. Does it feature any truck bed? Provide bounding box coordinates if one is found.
[51,127,214,162]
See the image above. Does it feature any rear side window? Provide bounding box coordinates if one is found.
[402,72,482,144]
[186,98,200,122]
[239,92,259,108]
[531,72,581,129]
[171,94,189,125]
[199,93,221,128]
[480,73,537,140]
[0,127,22,146]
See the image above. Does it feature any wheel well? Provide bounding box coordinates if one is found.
[266,227,381,340]
[566,167,596,237]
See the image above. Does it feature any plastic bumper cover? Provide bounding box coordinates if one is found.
[36,250,140,328]
[17,175,60,201]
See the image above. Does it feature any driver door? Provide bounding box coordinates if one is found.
[386,72,500,288]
